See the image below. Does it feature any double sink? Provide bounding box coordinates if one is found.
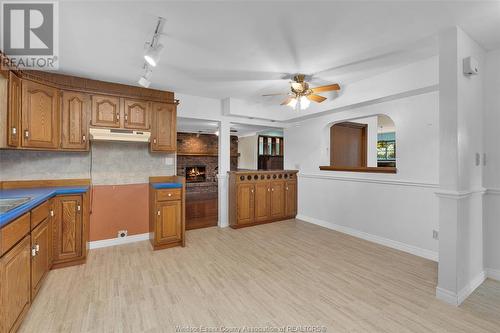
[0,197,32,213]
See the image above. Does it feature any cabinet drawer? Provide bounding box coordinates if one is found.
[31,200,50,230]
[156,188,181,201]
[0,213,30,256]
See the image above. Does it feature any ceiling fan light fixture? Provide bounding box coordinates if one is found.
[287,97,297,108]
[299,96,310,110]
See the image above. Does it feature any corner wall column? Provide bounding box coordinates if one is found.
[436,26,485,306]
[217,119,231,227]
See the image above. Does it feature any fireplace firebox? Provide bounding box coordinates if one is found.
[185,166,206,183]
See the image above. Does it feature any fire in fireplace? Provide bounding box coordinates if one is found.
[185,165,206,183]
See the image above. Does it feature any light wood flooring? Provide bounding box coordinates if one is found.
[19,219,500,332]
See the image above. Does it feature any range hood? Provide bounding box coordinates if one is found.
[89,128,151,142]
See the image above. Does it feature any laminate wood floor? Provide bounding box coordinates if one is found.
[19,219,500,333]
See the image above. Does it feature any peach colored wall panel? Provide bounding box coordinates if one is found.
[90,184,149,241]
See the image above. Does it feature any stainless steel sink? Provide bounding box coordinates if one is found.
[0,197,32,213]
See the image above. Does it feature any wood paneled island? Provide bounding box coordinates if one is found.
[228,170,298,228]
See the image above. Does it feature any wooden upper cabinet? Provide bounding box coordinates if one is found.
[21,79,60,149]
[0,235,31,333]
[151,102,176,152]
[270,180,285,219]
[236,183,255,225]
[52,195,83,263]
[91,95,120,128]
[61,91,89,150]
[123,99,150,130]
[7,72,21,147]
[155,200,182,245]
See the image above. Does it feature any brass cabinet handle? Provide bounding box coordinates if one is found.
[12,127,17,135]
[157,210,160,216]
[50,210,54,217]
[82,135,86,142]
[31,247,37,257]
[24,130,29,138]
[77,205,81,211]
[168,193,172,197]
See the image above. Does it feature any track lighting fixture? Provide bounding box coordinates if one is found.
[138,67,152,88]
[144,17,165,67]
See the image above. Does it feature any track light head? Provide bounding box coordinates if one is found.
[138,68,153,88]
[144,44,163,67]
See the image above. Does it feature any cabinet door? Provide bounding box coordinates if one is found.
[254,182,271,222]
[270,180,285,219]
[53,195,83,262]
[285,181,297,217]
[0,235,31,333]
[61,91,89,150]
[236,183,255,225]
[123,99,150,130]
[91,95,121,128]
[151,102,176,152]
[31,218,50,300]
[155,200,182,244]
[21,79,60,148]
[7,72,21,147]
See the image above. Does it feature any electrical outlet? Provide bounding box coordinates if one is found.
[117,230,128,238]
[433,230,439,240]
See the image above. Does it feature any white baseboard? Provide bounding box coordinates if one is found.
[89,232,150,249]
[487,268,500,281]
[436,271,486,306]
[296,214,438,262]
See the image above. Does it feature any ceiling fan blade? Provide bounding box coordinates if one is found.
[307,94,327,103]
[310,83,340,93]
[280,97,293,105]
[262,93,287,96]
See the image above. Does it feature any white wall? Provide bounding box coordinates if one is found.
[436,27,486,306]
[483,48,500,278]
[286,90,439,260]
[238,135,258,170]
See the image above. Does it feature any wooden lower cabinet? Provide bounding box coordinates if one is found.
[236,183,254,225]
[52,195,83,265]
[254,182,271,222]
[228,170,298,228]
[149,177,186,250]
[30,219,50,300]
[270,180,285,219]
[285,180,297,217]
[0,235,31,333]
[155,200,182,245]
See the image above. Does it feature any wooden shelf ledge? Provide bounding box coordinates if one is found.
[319,166,397,174]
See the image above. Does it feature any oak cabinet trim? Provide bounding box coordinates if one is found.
[52,195,83,263]
[151,102,177,152]
[123,98,150,130]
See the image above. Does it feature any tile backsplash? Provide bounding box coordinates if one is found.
[0,141,175,185]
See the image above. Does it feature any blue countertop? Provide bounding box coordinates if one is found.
[151,182,183,189]
[0,186,89,228]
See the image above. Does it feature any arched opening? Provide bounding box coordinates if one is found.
[320,114,397,173]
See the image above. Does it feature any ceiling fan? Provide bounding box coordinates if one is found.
[263,74,340,110]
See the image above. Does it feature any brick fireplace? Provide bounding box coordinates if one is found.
[176,132,238,229]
